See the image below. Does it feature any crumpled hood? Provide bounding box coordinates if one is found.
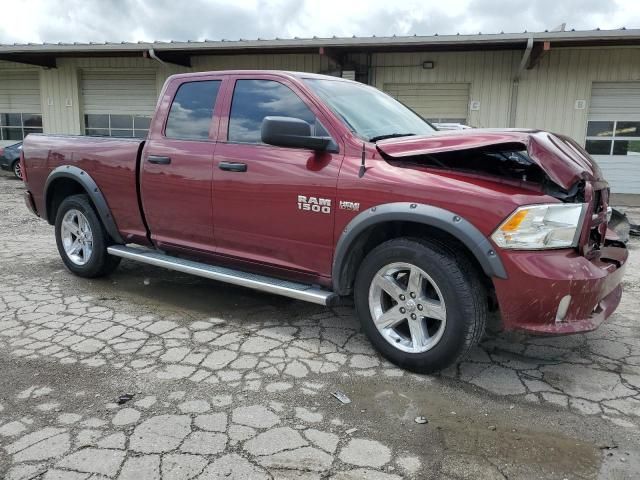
[375,129,604,190]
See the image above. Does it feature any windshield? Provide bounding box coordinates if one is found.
[304,78,436,141]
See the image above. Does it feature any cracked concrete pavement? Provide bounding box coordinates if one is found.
[1,173,639,479]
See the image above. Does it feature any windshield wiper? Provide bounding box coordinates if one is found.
[368,133,416,142]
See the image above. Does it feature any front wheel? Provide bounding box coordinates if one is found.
[354,238,487,373]
[54,194,121,278]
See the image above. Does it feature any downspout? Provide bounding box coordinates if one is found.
[147,48,165,65]
[509,37,534,128]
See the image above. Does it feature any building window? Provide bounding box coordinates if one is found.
[85,114,151,138]
[0,113,43,141]
[585,120,640,156]
[426,117,467,125]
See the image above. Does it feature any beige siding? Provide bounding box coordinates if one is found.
[589,82,640,120]
[156,64,192,96]
[384,82,470,121]
[40,63,82,134]
[155,53,329,91]
[81,70,158,115]
[2,47,639,147]
[192,53,330,73]
[370,51,520,128]
[0,60,40,72]
[0,70,41,113]
[62,57,163,98]
[1,54,329,137]
[515,46,640,144]
[370,47,640,143]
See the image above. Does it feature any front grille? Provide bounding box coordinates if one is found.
[585,186,610,254]
[593,189,603,214]
[589,227,603,250]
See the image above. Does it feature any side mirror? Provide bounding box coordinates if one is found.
[261,116,333,151]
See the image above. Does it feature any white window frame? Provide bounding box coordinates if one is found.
[84,113,151,138]
[0,113,43,141]
[585,120,640,156]
[425,117,467,125]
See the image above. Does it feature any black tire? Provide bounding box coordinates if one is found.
[54,194,121,278]
[354,237,487,373]
[12,160,22,179]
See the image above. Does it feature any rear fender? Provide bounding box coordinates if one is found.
[44,165,124,244]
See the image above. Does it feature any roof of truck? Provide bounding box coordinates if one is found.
[167,70,358,82]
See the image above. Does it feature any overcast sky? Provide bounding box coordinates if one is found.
[1,0,639,44]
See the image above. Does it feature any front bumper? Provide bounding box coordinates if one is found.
[493,244,627,334]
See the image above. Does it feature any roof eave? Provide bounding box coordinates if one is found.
[0,29,638,56]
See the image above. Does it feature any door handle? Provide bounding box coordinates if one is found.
[147,155,172,165]
[219,161,247,172]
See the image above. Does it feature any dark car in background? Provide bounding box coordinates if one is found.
[0,142,23,179]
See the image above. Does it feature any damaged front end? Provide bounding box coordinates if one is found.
[376,129,628,334]
[376,129,613,253]
[375,129,603,190]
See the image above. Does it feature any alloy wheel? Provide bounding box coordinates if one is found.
[60,209,94,266]
[368,262,447,353]
[13,161,22,179]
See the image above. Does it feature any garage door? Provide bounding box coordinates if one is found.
[585,82,640,194]
[81,70,157,137]
[383,83,470,124]
[0,70,43,143]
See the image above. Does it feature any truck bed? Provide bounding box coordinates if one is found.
[22,134,148,242]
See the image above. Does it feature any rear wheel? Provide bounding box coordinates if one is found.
[12,160,22,179]
[55,194,120,278]
[354,238,486,373]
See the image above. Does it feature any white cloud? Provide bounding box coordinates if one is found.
[0,0,639,44]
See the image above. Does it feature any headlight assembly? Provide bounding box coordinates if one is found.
[491,203,586,250]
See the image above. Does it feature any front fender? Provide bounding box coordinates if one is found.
[332,202,507,295]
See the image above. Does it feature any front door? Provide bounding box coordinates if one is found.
[212,75,342,279]
[140,78,223,252]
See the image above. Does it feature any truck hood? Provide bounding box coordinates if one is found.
[375,129,604,191]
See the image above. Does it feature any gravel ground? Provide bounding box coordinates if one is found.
[0,172,639,480]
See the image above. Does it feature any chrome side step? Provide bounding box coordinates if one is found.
[107,245,337,306]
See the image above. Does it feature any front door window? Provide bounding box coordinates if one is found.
[228,79,326,143]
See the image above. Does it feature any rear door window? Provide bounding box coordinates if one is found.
[228,79,323,143]
[165,80,221,140]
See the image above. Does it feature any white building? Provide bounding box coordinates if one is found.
[1,29,639,194]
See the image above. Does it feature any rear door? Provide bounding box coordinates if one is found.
[212,74,342,279]
[140,76,223,252]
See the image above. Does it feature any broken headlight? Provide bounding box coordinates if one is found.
[491,203,586,250]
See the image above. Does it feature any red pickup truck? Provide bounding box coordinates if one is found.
[21,70,627,372]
